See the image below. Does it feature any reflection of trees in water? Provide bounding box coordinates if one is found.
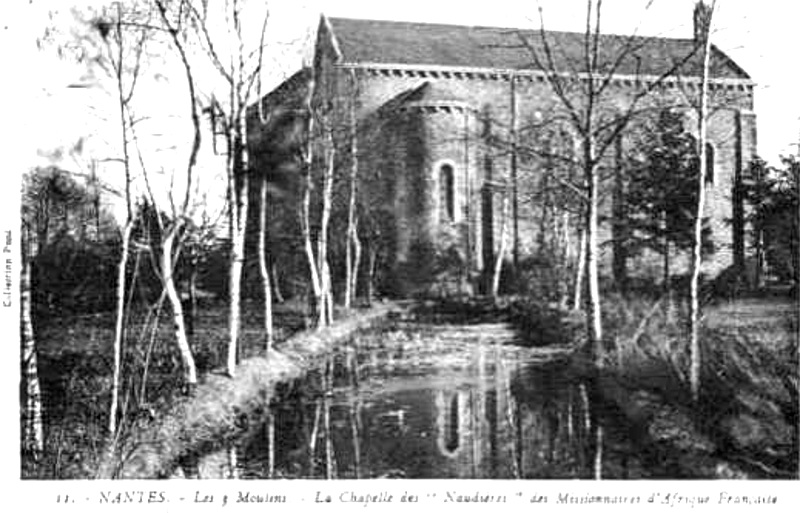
[430,341,523,478]
[346,347,363,478]
[233,363,333,478]
[232,333,614,479]
[497,348,522,478]
[323,357,336,479]
[265,410,275,478]
[509,363,600,478]
[437,391,461,454]
[300,351,364,479]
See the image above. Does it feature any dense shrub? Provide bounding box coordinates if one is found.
[33,236,121,314]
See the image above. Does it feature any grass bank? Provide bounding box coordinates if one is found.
[28,300,306,479]
[95,302,401,479]
[596,295,798,478]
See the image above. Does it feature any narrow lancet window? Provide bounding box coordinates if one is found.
[440,163,455,221]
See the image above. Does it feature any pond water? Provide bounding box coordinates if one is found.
[230,321,646,479]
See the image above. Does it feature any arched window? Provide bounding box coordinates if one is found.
[705,143,715,184]
[440,163,455,221]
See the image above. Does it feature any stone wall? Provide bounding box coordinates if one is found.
[334,64,756,291]
[248,25,757,297]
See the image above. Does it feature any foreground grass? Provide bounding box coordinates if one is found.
[601,294,799,478]
[26,299,310,479]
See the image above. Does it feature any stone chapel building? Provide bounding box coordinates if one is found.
[248,3,756,297]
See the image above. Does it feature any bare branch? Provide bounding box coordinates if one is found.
[516,21,583,134]
[593,48,700,160]
[250,7,271,112]
[183,0,234,85]
[155,0,202,218]
[125,103,163,232]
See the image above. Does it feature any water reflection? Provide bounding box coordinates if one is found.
[236,324,614,479]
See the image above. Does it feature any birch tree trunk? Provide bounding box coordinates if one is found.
[21,227,43,461]
[351,220,362,304]
[259,173,274,352]
[366,245,377,306]
[162,226,198,392]
[573,227,587,311]
[689,1,715,402]
[491,190,510,297]
[344,79,360,309]
[558,211,571,307]
[271,263,284,303]
[227,167,248,376]
[108,4,137,436]
[187,255,198,338]
[109,221,132,434]
[323,262,334,324]
[585,142,604,367]
[226,0,253,377]
[663,236,671,294]
[301,174,322,324]
[301,76,322,326]
[344,197,358,308]
[316,131,335,326]
[152,0,203,389]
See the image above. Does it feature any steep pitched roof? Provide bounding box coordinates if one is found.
[326,17,750,80]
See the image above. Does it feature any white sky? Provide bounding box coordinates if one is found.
[2,0,798,227]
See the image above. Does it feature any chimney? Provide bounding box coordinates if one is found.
[693,1,712,45]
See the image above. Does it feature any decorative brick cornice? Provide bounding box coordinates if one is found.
[397,100,470,114]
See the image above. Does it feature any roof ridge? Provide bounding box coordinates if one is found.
[325,15,697,44]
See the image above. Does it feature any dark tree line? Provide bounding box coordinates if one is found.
[23,166,121,314]
[742,155,800,292]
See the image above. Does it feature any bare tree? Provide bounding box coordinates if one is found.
[44,1,156,434]
[520,0,695,365]
[224,0,252,375]
[20,199,43,465]
[253,22,275,351]
[88,1,151,435]
[258,161,275,351]
[299,68,324,325]
[158,0,275,375]
[491,184,511,297]
[689,0,716,402]
[319,128,336,324]
[343,70,362,309]
[298,67,336,327]
[146,0,207,391]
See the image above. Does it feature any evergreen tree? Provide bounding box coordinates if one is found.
[743,156,799,290]
[626,109,712,287]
